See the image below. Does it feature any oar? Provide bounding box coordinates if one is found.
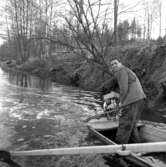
[10,142,166,157]
[84,107,122,122]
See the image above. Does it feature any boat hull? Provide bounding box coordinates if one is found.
[87,117,166,142]
[87,117,166,167]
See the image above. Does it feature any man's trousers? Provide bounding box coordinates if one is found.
[115,99,145,144]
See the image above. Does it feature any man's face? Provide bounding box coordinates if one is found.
[110,60,120,72]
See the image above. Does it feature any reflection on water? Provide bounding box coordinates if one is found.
[8,70,53,92]
[0,67,165,167]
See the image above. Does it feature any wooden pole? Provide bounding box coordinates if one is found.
[11,142,166,157]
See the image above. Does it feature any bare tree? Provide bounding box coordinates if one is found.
[5,0,60,62]
[157,0,162,37]
[6,0,38,62]
[114,0,119,44]
[4,0,156,71]
[48,0,116,74]
[143,0,162,40]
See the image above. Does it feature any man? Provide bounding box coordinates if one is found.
[110,59,146,144]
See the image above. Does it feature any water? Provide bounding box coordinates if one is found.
[0,67,165,167]
[0,67,108,167]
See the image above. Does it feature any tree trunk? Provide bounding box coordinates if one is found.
[114,0,118,45]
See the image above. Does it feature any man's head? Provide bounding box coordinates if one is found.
[110,59,122,72]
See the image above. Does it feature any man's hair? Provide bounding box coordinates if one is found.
[110,59,122,66]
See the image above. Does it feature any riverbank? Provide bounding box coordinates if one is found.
[1,42,166,111]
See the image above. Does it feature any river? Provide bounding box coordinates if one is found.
[0,67,110,167]
[0,67,165,167]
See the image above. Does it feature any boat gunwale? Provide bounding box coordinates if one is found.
[87,124,154,167]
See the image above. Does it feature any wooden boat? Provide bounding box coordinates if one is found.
[1,117,165,167]
[87,117,166,167]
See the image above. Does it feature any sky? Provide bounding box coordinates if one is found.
[0,0,165,45]
[119,0,166,39]
[0,1,6,45]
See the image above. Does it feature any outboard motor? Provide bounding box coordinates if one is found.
[103,91,120,120]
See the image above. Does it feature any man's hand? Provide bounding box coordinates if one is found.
[118,102,122,107]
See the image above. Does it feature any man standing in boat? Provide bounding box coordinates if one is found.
[110,59,146,144]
